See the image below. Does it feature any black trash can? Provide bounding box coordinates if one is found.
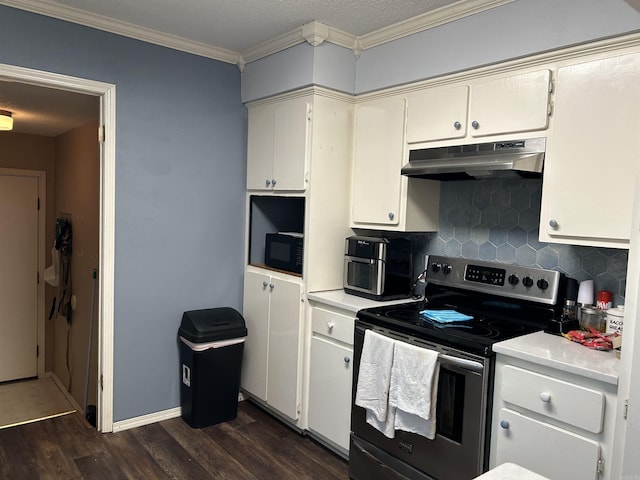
[178,307,247,428]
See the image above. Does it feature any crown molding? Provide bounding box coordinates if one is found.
[0,0,240,64]
[358,0,514,49]
[1,0,511,67]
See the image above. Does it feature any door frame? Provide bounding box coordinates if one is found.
[0,168,45,379]
[0,63,116,433]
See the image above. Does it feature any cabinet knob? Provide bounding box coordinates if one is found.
[265,179,271,187]
[453,121,462,130]
[262,281,268,288]
[271,179,277,187]
[327,322,334,331]
[500,420,510,429]
[388,212,395,220]
[540,392,551,402]
[471,120,480,129]
[549,219,559,229]
[269,283,275,290]
[344,356,351,364]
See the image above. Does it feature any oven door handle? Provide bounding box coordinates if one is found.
[438,354,484,373]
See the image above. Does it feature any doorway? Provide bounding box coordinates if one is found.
[0,62,115,432]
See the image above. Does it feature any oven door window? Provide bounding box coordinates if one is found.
[436,368,465,443]
[347,261,374,290]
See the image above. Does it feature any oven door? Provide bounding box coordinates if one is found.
[349,321,491,480]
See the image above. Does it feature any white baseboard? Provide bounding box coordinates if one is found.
[112,407,182,433]
[47,372,83,413]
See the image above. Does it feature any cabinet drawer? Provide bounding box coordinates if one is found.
[312,307,355,345]
[501,365,605,433]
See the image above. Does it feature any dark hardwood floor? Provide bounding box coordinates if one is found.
[0,400,348,479]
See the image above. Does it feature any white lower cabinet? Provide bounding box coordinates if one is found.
[307,305,355,457]
[241,269,303,422]
[490,357,617,480]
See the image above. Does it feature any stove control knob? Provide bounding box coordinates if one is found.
[508,274,519,285]
[442,264,452,275]
[431,263,441,273]
[537,278,549,290]
[522,276,534,288]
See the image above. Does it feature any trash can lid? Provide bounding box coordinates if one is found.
[179,307,247,343]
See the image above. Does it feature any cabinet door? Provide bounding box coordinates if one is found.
[272,99,310,191]
[469,70,551,137]
[406,85,469,143]
[267,276,303,420]
[308,336,353,451]
[540,53,640,247]
[351,97,405,226]
[246,106,275,190]
[495,408,600,480]
[240,270,271,400]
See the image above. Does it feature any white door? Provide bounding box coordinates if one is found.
[0,174,39,382]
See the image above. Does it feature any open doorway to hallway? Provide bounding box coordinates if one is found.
[0,64,115,432]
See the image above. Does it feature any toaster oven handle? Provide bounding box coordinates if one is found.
[345,255,376,264]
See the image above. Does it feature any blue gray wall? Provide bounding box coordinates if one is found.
[0,5,246,421]
[241,0,640,102]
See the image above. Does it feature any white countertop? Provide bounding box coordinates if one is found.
[307,289,419,314]
[475,463,550,480]
[492,331,619,385]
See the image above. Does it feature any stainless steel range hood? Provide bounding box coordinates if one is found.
[402,137,546,180]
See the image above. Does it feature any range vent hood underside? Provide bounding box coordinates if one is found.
[402,138,546,181]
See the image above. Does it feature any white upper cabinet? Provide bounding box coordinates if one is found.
[540,52,640,248]
[407,70,552,144]
[469,70,552,138]
[406,85,469,143]
[246,97,311,191]
[351,96,440,231]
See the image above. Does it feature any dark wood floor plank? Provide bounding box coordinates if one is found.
[160,416,260,480]
[0,400,349,480]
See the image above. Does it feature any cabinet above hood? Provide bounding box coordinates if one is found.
[402,137,546,181]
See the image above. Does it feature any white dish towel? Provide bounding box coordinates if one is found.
[389,340,440,440]
[355,330,396,437]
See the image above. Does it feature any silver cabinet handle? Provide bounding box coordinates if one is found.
[271,179,277,187]
[388,212,395,220]
[344,356,351,364]
[549,219,558,229]
[453,121,461,130]
[262,281,268,288]
[265,179,271,187]
[500,420,509,429]
[471,120,480,129]
[269,283,275,290]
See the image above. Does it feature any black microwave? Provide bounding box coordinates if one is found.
[265,233,303,274]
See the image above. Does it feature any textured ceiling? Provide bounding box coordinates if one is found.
[42,0,461,52]
[0,0,484,136]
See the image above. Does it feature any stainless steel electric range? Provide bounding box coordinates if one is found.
[349,255,565,480]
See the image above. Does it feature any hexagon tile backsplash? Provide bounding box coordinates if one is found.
[415,178,628,306]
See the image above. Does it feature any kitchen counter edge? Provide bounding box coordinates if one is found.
[307,289,419,314]
[492,331,619,385]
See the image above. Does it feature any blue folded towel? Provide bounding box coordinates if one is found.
[420,309,473,323]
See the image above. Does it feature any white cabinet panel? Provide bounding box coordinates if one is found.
[246,97,310,191]
[308,336,353,452]
[469,70,551,137]
[241,270,270,401]
[495,408,600,480]
[241,270,303,421]
[266,277,303,420]
[502,365,605,433]
[540,53,640,247]
[311,306,354,345]
[406,85,469,143]
[351,97,405,226]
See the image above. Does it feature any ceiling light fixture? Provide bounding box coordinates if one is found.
[0,110,13,131]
